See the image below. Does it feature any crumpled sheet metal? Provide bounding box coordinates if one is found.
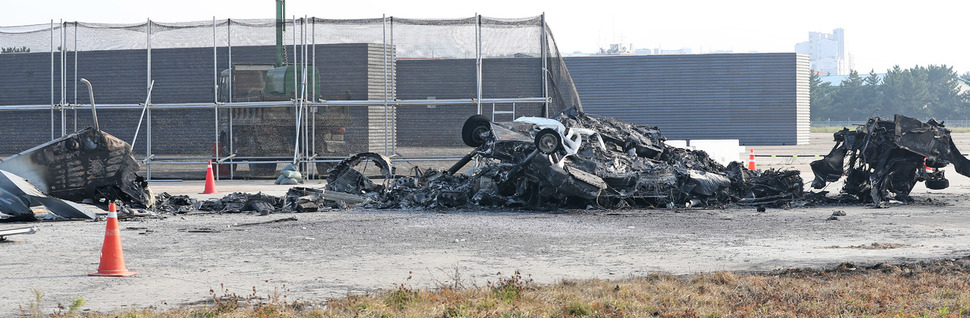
[329,110,805,210]
[0,127,152,208]
[810,114,970,203]
[0,169,96,221]
[151,187,364,215]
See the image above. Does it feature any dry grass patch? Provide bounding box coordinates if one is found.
[37,258,970,317]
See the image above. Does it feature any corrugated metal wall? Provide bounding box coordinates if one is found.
[0,44,396,155]
[394,57,544,147]
[364,44,397,153]
[565,53,809,145]
[795,54,811,145]
[0,49,808,156]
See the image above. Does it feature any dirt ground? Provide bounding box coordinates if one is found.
[3,133,970,315]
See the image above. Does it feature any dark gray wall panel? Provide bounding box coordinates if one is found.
[395,57,544,147]
[0,49,807,156]
[565,53,809,145]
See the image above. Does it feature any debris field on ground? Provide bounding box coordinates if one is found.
[4,112,970,220]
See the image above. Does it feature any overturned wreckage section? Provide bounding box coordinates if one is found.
[0,128,152,221]
[327,110,804,209]
[811,114,970,203]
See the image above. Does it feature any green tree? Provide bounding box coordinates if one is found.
[832,70,866,119]
[861,69,882,111]
[924,65,963,120]
[809,70,835,121]
[1,46,30,53]
[881,65,931,118]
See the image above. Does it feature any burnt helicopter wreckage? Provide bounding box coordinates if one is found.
[0,79,153,221]
[0,128,153,221]
[810,114,970,204]
[326,110,804,210]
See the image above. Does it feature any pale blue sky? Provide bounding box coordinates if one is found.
[3,0,968,74]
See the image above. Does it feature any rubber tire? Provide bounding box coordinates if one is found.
[461,115,492,147]
[534,128,563,154]
[925,177,949,190]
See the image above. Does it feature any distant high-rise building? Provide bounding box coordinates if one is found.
[794,28,847,75]
[632,47,693,55]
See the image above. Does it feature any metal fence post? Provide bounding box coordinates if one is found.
[476,14,482,115]
[50,20,54,140]
[541,13,549,118]
[213,17,220,180]
[60,19,66,137]
[383,15,389,156]
[146,19,154,180]
[310,17,317,177]
[73,22,78,131]
[390,16,396,155]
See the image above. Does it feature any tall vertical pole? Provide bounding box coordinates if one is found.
[310,18,316,177]
[60,19,66,137]
[50,20,54,140]
[311,18,316,102]
[382,15,388,156]
[292,16,300,165]
[146,19,152,104]
[212,17,220,179]
[227,19,232,104]
[390,17,396,155]
[212,17,218,104]
[541,13,549,117]
[226,18,233,179]
[275,0,285,67]
[293,15,298,100]
[146,19,154,180]
[300,15,310,175]
[475,14,482,115]
[73,22,78,131]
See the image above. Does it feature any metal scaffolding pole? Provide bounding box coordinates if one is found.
[310,18,316,177]
[60,20,66,137]
[227,19,232,104]
[541,13,549,118]
[302,17,309,176]
[212,17,218,104]
[475,14,482,115]
[50,20,54,140]
[73,22,78,131]
[390,16,396,155]
[146,19,154,179]
[226,19,235,179]
[212,17,221,180]
[227,18,233,179]
[292,16,301,166]
[311,19,316,103]
[382,15,388,156]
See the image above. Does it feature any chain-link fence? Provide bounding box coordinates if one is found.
[0,15,581,180]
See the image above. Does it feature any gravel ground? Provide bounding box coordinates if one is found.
[3,133,970,315]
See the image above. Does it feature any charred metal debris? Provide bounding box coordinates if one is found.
[0,128,152,222]
[152,187,362,215]
[811,114,970,204]
[326,110,805,210]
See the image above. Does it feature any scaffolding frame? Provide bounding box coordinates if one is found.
[0,15,554,181]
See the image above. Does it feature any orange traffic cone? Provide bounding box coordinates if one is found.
[747,149,756,170]
[90,203,137,277]
[201,160,218,194]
